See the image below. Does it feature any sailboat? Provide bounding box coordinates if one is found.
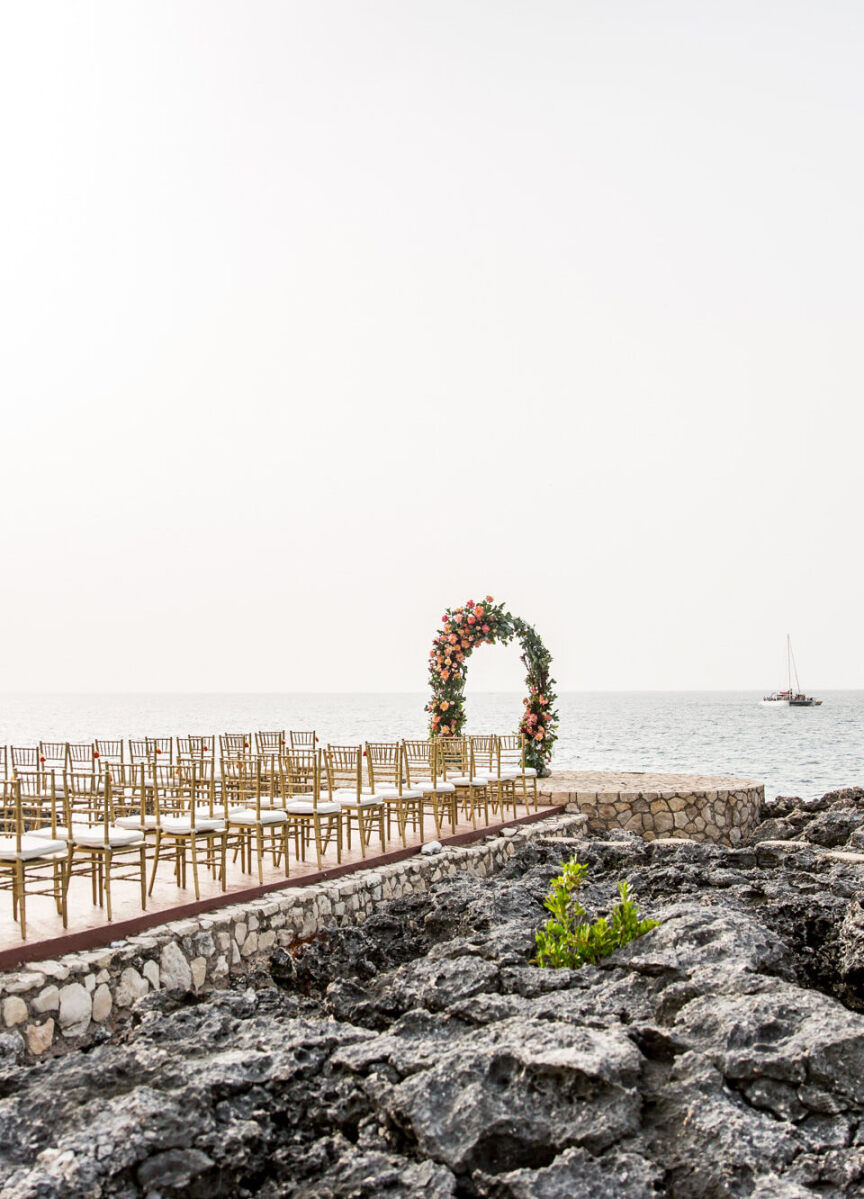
[762,635,822,706]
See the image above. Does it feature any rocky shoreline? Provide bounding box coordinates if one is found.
[2,788,864,1197]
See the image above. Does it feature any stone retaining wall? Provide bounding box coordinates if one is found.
[0,813,586,1061]
[541,771,763,845]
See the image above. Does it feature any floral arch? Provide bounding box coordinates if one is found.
[426,596,558,776]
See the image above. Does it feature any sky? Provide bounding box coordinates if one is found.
[1,1,862,693]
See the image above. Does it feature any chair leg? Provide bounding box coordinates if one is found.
[15,861,26,940]
[140,845,147,910]
[357,812,366,858]
[190,834,200,901]
[105,851,113,922]
[149,831,163,896]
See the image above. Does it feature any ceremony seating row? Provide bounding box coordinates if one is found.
[0,732,538,939]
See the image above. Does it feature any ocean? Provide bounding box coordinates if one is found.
[1,691,861,801]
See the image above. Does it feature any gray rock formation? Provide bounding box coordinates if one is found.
[2,796,864,1197]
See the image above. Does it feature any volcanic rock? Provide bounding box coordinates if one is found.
[2,793,864,1196]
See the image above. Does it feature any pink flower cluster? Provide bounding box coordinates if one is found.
[520,687,552,744]
[427,596,497,735]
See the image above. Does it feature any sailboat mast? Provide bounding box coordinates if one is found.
[787,634,792,693]
[790,639,801,694]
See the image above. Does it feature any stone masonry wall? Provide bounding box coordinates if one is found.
[0,813,586,1062]
[564,784,762,845]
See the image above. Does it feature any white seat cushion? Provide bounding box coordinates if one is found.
[414,781,456,794]
[115,815,160,830]
[478,771,519,783]
[337,795,384,809]
[72,826,145,848]
[377,788,424,801]
[0,835,68,861]
[450,776,489,787]
[31,825,71,840]
[160,815,224,834]
[515,767,538,777]
[283,801,342,815]
[333,788,377,799]
[227,808,288,826]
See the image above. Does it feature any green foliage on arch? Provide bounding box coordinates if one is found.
[426,596,558,776]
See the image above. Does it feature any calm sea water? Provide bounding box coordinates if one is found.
[0,692,861,801]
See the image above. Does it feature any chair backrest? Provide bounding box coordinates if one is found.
[155,760,213,827]
[17,771,62,838]
[255,730,285,755]
[280,749,316,802]
[437,736,468,777]
[64,771,109,838]
[402,739,439,788]
[94,739,124,765]
[0,746,7,780]
[129,737,172,765]
[226,756,264,818]
[220,733,251,760]
[365,742,401,792]
[100,762,146,821]
[0,778,22,850]
[289,730,317,749]
[468,735,497,773]
[10,746,39,774]
[498,733,525,772]
[39,742,68,773]
[324,745,362,798]
[68,742,96,774]
[177,735,215,764]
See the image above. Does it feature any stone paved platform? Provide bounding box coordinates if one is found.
[541,770,764,845]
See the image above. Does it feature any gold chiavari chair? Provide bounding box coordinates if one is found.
[281,749,342,870]
[146,761,227,900]
[221,757,289,885]
[499,733,538,810]
[94,739,124,765]
[470,734,518,820]
[0,777,68,939]
[437,736,490,829]
[402,740,458,838]
[366,742,425,846]
[323,745,386,858]
[289,730,317,750]
[59,772,147,920]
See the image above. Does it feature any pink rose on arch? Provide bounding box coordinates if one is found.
[482,624,490,634]
[475,606,484,618]
[467,614,476,624]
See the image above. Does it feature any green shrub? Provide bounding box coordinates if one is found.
[533,858,658,969]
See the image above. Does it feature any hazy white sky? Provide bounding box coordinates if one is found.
[1,1,862,692]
